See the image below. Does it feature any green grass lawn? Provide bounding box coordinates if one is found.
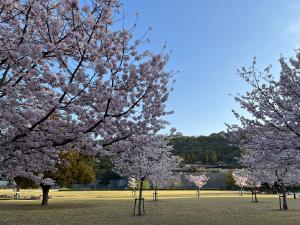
[0,190,299,225]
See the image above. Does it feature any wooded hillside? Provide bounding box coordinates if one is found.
[169,132,240,166]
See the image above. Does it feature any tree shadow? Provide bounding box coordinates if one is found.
[269,208,299,212]
[0,201,96,211]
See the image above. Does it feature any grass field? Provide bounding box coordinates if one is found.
[0,189,300,225]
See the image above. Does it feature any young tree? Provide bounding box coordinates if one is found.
[232,169,248,196]
[128,177,137,197]
[112,135,179,216]
[166,174,182,189]
[287,173,300,199]
[149,174,166,201]
[246,172,261,203]
[187,174,209,198]
[242,170,261,202]
[149,173,180,201]
[0,0,174,205]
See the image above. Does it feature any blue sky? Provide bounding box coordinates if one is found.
[121,0,300,136]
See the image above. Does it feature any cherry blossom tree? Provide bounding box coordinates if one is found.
[128,177,137,197]
[112,134,179,216]
[236,128,300,209]
[232,169,248,196]
[244,171,261,203]
[287,172,300,199]
[233,169,261,201]
[228,51,300,210]
[187,174,209,198]
[235,169,261,202]
[166,174,182,189]
[0,0,174,205]
[149,173,180,201]
[149,173,167,201]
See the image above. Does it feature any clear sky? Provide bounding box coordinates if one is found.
[121,0,300,136]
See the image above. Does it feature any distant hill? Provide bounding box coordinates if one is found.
[168,132,241,166]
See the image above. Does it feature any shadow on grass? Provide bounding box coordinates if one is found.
[0,201,97,211]
[248,201,271,204]
[269,208,300,212]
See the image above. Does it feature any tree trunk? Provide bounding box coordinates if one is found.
[132,188,136,198]
[138,179,144,216]
[240,187,243,196]
[254,189,258,202]
[15,186,20,200]
[282,187,288,210]
[294,192,296,199]
[41,185,51,206]
[197,188,200,198]
[154,189,158,201]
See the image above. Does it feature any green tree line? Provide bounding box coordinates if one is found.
[169,132,241,165]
